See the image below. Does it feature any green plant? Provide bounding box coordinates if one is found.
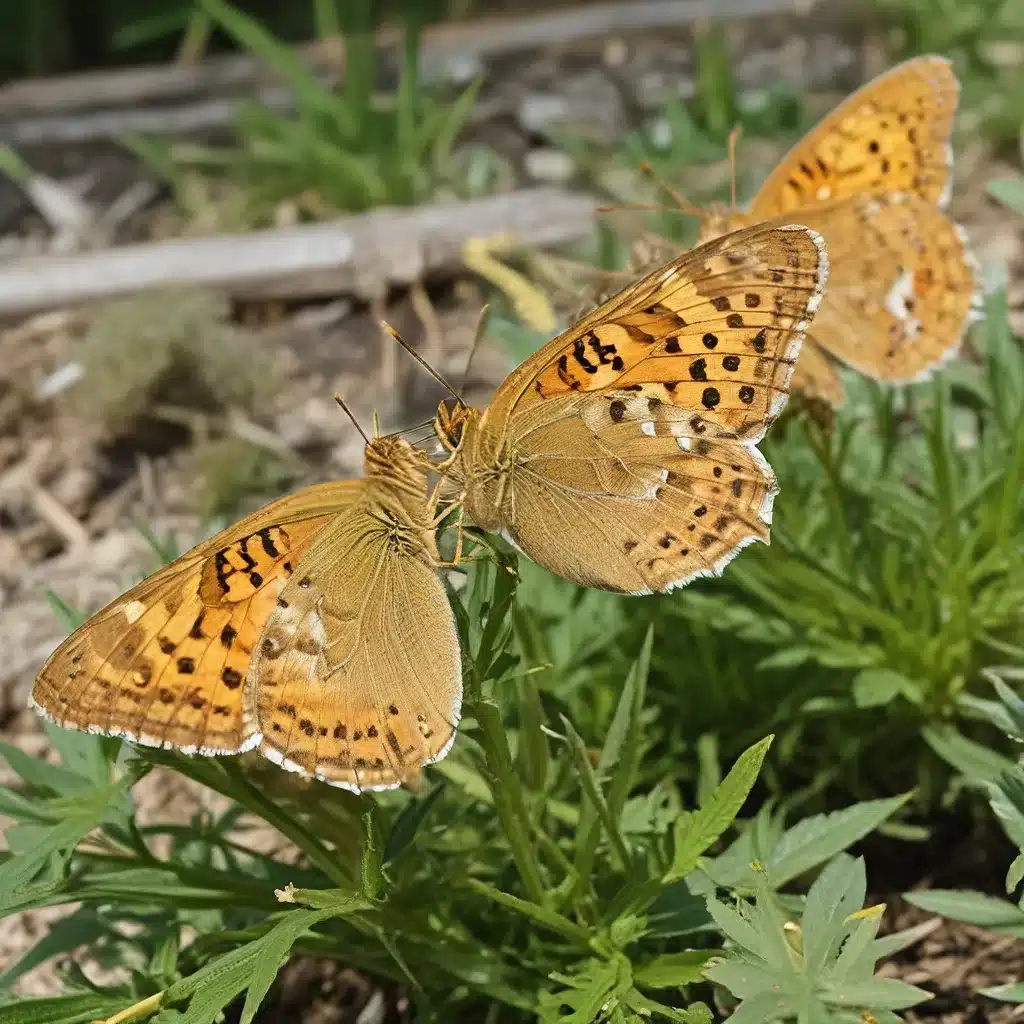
[2,539,920,1022]
[989,176,1024,216]
[904,667,1024,1004]
[615,285,1024,812]
[706,854,931,1022]
[125,0,483,224]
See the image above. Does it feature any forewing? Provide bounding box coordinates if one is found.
[31,482,358,754]
[505,221,828,444]
[251,496,461,792]
[748,55,958,218]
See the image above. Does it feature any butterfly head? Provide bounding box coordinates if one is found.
[365,435,428,493]
[698,204,750,244]
[434,399,478,457]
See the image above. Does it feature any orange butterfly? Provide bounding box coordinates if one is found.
[31,435,461,792]
[625,55,982,405]
[431,220,828,594]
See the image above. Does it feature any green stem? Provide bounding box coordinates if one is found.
[475,701,548,905]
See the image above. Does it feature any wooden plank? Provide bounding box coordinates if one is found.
[0,187,596,316]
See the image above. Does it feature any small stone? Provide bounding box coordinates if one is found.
[523,148,575,185]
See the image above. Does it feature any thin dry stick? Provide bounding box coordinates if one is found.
[409,279,446,372]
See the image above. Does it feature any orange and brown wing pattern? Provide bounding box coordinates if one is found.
[507,222,829,442]
[249,440,462,792]
[31,483,356,755]
[795,193,980,382]
[748,55,958,219]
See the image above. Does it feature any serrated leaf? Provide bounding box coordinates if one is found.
[702,956,794,1002]
[766,793,911,889]
[719,990,799,1024]
[819,975,931,1010]
[0,992,131,1024]
[704,898,763,954]
[667,736,772,882]
[903,889,1024,935]
[801,855,866,976]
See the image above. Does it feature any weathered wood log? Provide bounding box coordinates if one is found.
[0,187,596,317]
[0,0,809,145]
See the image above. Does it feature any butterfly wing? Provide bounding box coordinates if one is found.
[747,55,958,218]
[792,193,980,382]
[788,336,844,407]
[31,482,356,754]
[465,222,828,592]
[249,479,461,792]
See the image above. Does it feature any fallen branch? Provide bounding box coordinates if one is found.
[0,187,596,317]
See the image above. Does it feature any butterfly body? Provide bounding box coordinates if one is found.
[32,436,461,792]
[435,222,829,594]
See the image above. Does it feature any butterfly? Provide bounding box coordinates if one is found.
[31,435,461,792]
[615,55,981,406]
[431,220,829,594]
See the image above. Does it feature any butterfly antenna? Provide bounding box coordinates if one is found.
[333,393,371,445]
[458,304,490,392]
[638,161,705,217]
[596,201,687,215]
[381,321,465,405]
[727,124,742,214]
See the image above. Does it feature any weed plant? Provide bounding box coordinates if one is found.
[1,548,930,1022]
[124,0,483,225]
[904,668,1024,1006]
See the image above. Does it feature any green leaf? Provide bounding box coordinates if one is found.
[572,632,649,890]
[383,784,446,864]
[237,909,333,1024]
[801,855,866,977]
[634,950,719,989]
[819,976,932,1010]
[0,741,94,795]
[923,725,1016,784]
[0,992,131,1024]
[766,793,911,889]
[903,890,1024,935]
[165,900,369,1024]
[852,668,918,708]
[667,735,772,882]
[561,714,631,869]
[988,176,1024,215]
[466,878,590,945]
[982,981,1024,1002]
[0,776,137,915]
